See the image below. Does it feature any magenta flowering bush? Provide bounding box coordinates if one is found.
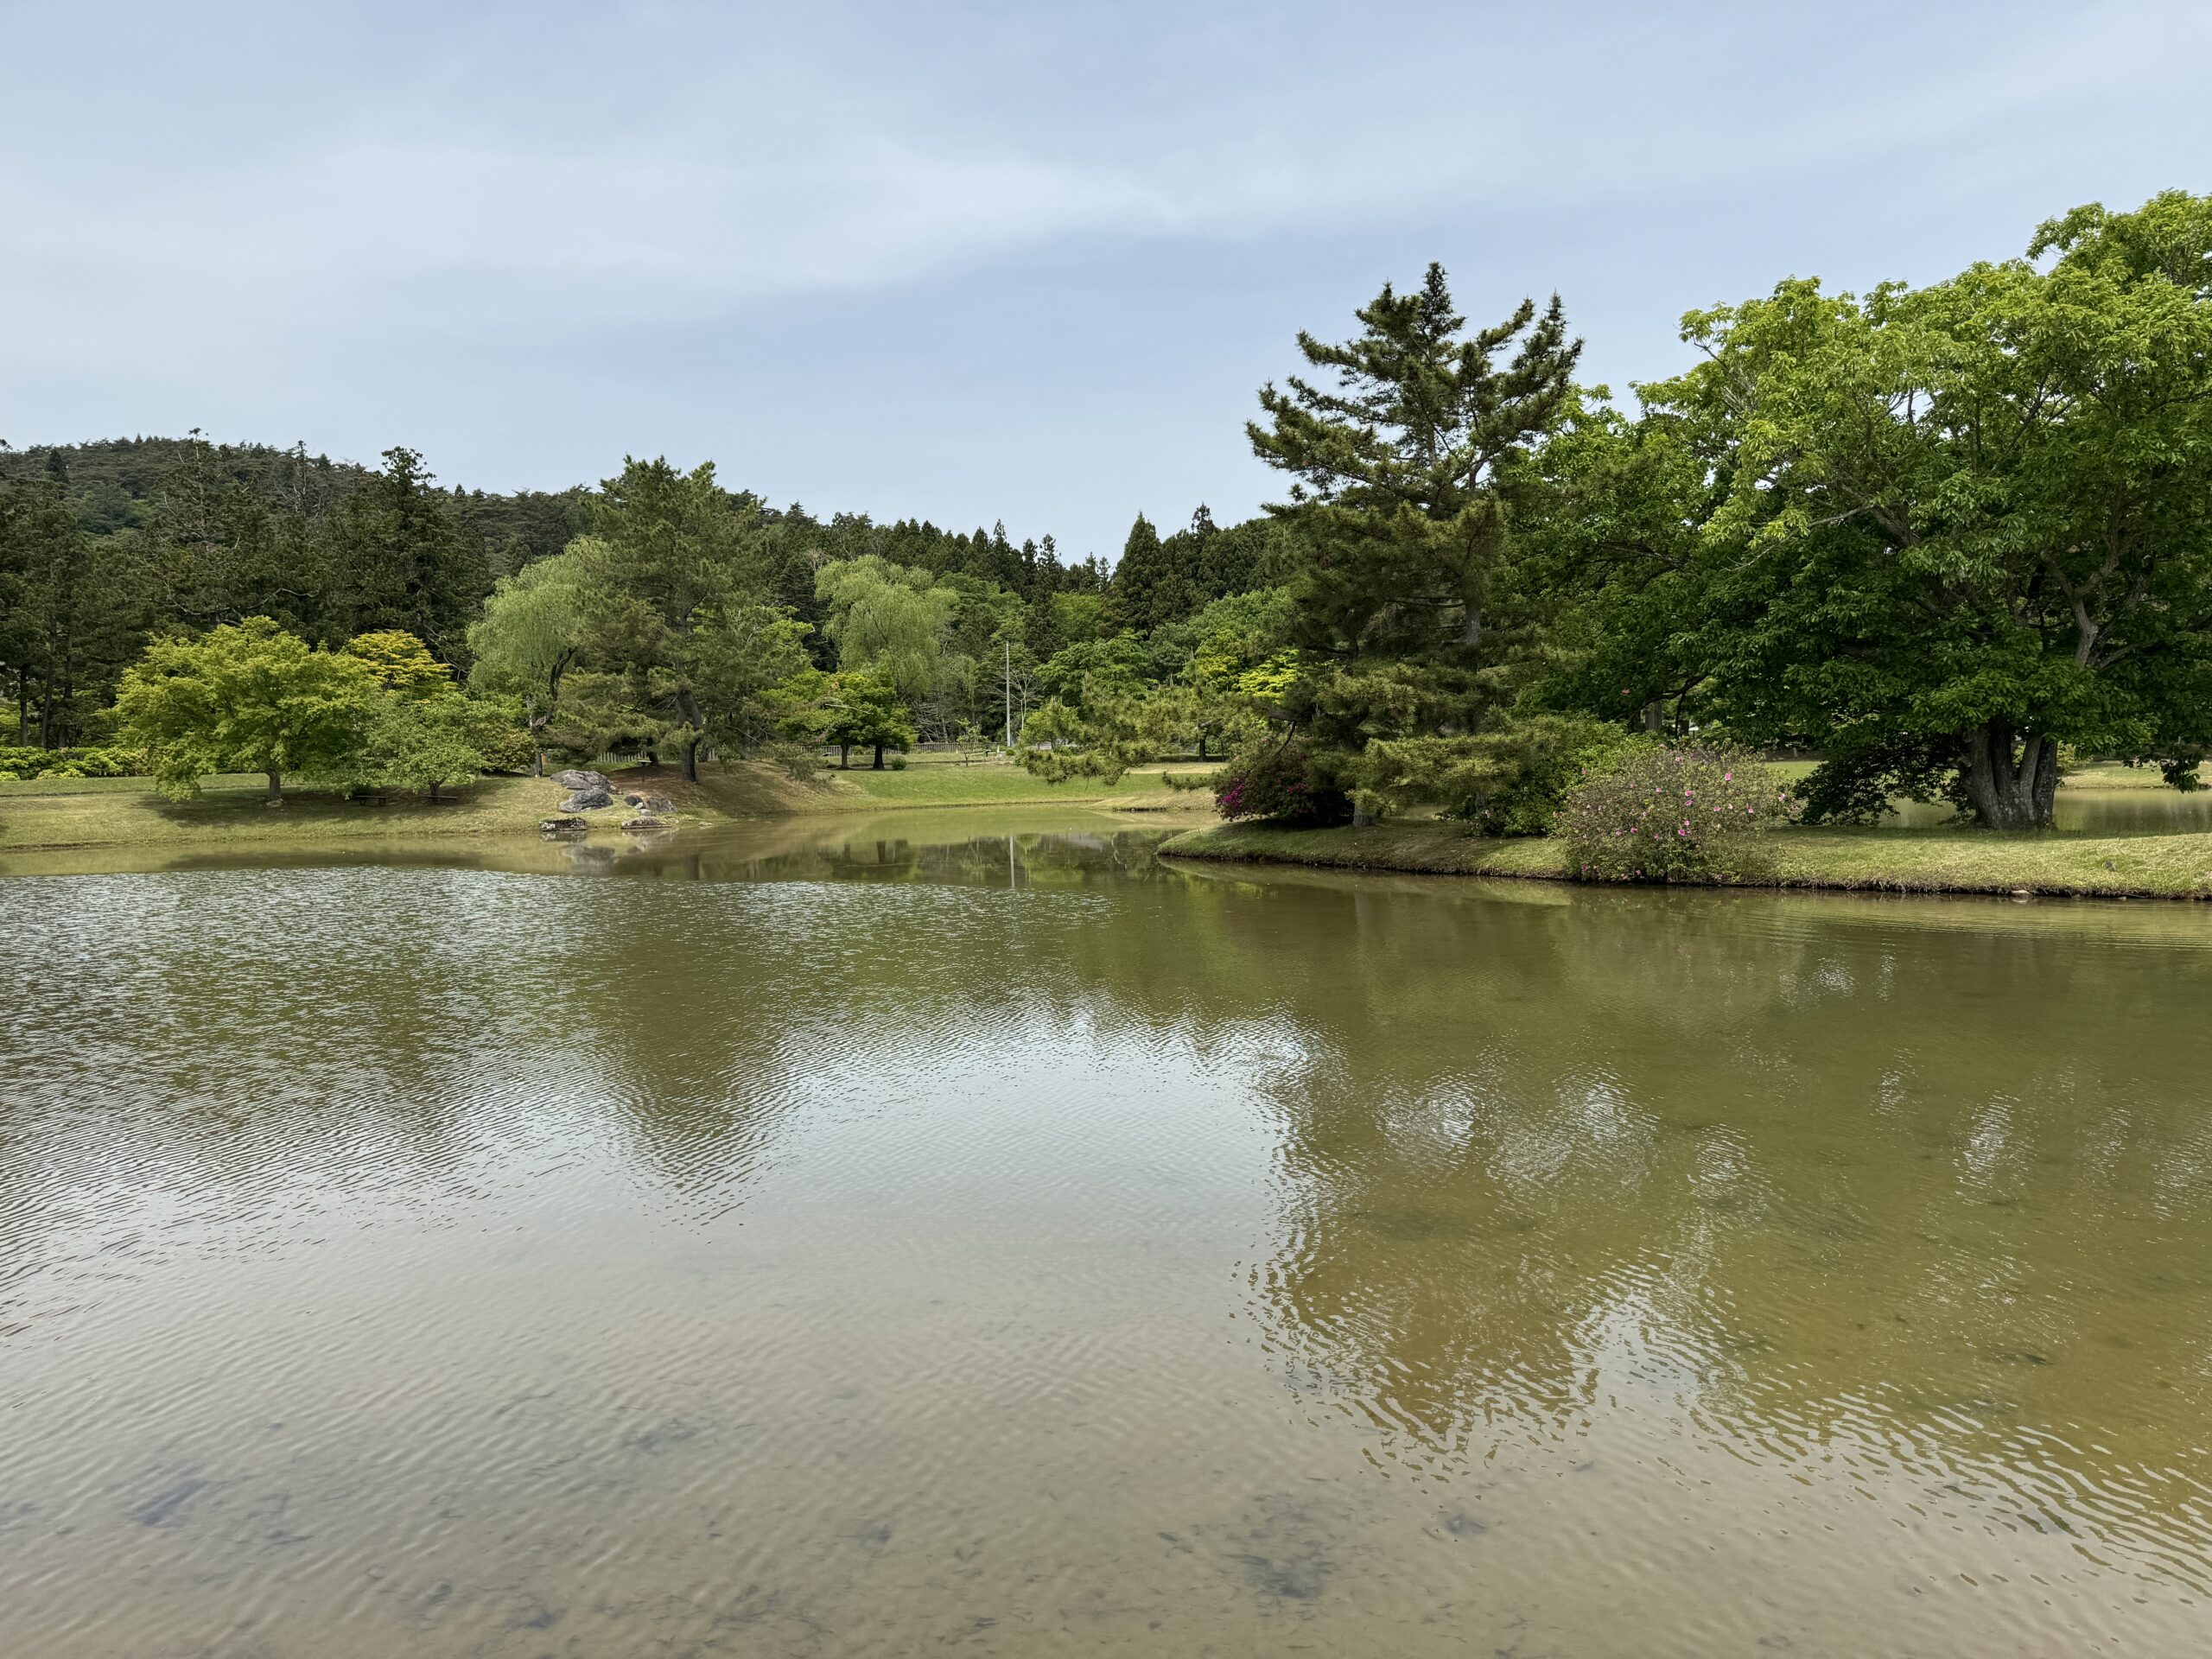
[1213,740,1352,824]
[1556,744,1797,881]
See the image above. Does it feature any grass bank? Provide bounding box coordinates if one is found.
[808,758,1213,812]
[0,756,1213,855]
[0,763,836,855]
[1158,819,2212,900]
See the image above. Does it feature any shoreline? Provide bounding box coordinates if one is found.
[0,762,1211,856]
[1156,819,2212,902]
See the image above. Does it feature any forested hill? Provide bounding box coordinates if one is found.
[1,435,585,568]
[0,434,1292,747]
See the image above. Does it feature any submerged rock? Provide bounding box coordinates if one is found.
[622,814,676,835]
[561,787,615,810]
[551,768,611,792]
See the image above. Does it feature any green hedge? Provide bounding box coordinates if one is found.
[0,746,146,781]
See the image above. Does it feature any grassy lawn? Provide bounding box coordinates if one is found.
[1159,818,2212,900]
[0,762,849,854]
[0,754,1215,855]
[813,756,1216,811]
[0,772,588,853]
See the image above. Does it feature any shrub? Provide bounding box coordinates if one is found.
[889,753,908,770]
[763,741,818,781]
[1556,744,1796,882]
[0,745,143,781]
[1214,740,1352,824]
[1363,715,1630,836]
[470,720,537,775]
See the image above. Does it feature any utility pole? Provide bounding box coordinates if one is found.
[1004,640,1013,749]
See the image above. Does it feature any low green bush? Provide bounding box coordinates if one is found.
[763,741,818,781]
[1160,768,1221,792]
[1557,744,1796,881]
[0,745,144,781]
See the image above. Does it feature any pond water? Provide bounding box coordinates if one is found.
[4,813,2212,1656]
[1890,779,2212,836]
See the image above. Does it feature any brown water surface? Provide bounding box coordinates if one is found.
[4,812,2212,1656]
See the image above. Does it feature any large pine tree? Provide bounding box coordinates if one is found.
[1248,262,1581,820]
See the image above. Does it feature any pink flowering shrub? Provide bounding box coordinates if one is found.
[1213,740,1352,824]
[1555,743,1797,882]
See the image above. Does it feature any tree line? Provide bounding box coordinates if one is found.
[7,188,2209,830]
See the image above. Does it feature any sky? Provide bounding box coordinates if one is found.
[3,0,2209,561]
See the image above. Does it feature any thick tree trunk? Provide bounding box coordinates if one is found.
[429,780,442,804]
[871,742,886,770]
[677,689,706,784]
[838,742,851,769]
[265,770,283,804]
[1958,722,2057,830]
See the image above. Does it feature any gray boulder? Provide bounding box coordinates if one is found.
[538,815,589,838]
[621,813,676,835]
[561,787,615,810]
[552,768,610,792]
[632,793,675,814]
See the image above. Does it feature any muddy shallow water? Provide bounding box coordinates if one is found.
[4,812,2211,1656]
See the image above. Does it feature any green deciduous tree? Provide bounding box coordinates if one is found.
[1611,190,2212,828]
[772,669,915,769]
[344,629,454,699]
[111,617,379,800]
[348,690,495,803]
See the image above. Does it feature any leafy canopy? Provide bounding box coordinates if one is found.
[111,617,379,797]
[1599,188,2212,827]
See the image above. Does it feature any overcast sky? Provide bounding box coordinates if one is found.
[4,1,2208,559]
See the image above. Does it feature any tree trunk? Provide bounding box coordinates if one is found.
[871,742,886,770]
[1351,793,1375,827]
[1958,722,2057,830]
[838,742,851,769]
[429,779,442,804]
[265,770,283,804]
[1197,732,1208,760]
[683,736,701,783]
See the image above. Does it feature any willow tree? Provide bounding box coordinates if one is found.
[1246,263,1584,823]
[1639,190,2212,829]
[468,550,588,774]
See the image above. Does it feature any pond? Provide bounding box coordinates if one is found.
[4,813,2212,1656]
[1891,778,2212,835]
